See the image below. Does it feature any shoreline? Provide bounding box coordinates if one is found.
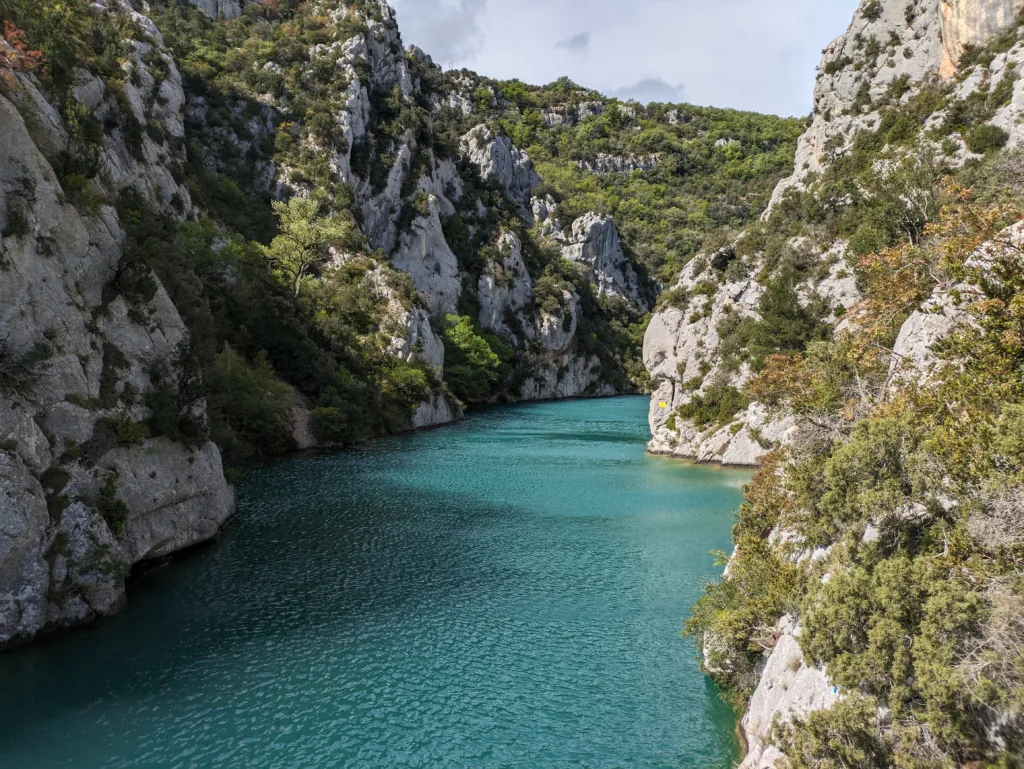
[646,446,760,471]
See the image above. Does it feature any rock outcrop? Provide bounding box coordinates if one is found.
[477,231,533,336]
[541,101,604,128]
[769,0,1024,210]
[0,2,234,647]
[390,197,462,317]
[642,245,844,465]
[738,617,839,769]
[189,0,247,19]
[460,124,541,211]
[562,213,650,310]
[940,0,1024,72]
[576,153,662,174]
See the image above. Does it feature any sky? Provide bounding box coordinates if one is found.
[387,0,862,117]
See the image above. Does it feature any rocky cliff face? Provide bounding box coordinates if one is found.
[770,0,1024,209]
[643,244,857,465]
[0,1,234,647]
[642,1,1024,763]
[562,213,650,311]
[647,0,1024,468]
[2,0,659,646]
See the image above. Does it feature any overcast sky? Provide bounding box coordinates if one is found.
[388,0,861,117]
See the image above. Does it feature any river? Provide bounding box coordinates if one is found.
[0,396,747,767]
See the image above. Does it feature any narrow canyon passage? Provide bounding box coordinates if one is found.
[0,397,746,767]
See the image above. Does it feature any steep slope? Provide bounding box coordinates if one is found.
[655,1,1024,766]
[0,0,233,646]
[644,0,1024,466]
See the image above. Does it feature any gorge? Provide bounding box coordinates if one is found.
[3,0,1024,766]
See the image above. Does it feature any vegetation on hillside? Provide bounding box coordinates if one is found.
[687,162,1024,765]
[438,74,806,284]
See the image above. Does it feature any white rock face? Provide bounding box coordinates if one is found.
[889,290,962,384]
[477,231,533,337]
[642,244,832,465]
[738,617,839,769]
[531,194,566,240]
[516,288,613,400]
[576,153,662,174]
[188,0,246,19]
[0,5,234,647]
[562,213,649,310]
[519,355,614,401]
[412,394,461,430]
[460,124,541,210]
[390,197,462,317]
[541,101,604,128]
[940,0,1024,72]
[769,0,1024,211]
[369,267,460,430]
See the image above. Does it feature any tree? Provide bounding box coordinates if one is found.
[441,315,506,403]
[262,197,353,300]
[747,269,829,368]
[0,20,44,87]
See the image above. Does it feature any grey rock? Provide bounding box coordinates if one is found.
[0,452,49,645]
[189,0,247,20]
[390,196,462,317]
[562,213,649,309]
[0,0,234,648]
[460,124,541,211]
[576,153,662,174]
[477,231,533,337]
[738,617,839,769]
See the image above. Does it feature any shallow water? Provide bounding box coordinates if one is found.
[0,396,747,767]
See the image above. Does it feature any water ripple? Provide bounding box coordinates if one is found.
[0,397,747,768]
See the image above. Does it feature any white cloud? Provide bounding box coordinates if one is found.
[556,31,591,55]
[607,77,685,105]
[389,0,861,116]
[390,0,489,65]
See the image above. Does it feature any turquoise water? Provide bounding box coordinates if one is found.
[0,396,746,767]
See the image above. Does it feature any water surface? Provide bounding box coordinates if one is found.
[0,397,746,767]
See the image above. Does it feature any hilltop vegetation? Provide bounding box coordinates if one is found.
[440,73,805,283]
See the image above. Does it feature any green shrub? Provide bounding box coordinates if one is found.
[677,383,749,428]
[0,341,50,397]
[97,473,130,536]
[861,1,883,20]
[206,351,297,463]
[441,315,509,403]
[966,124,1010,154]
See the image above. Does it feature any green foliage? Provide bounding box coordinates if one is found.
[441,75,804,283]
[776,696,893,768]
[262,197,355,300]
[441,315,509,402]
[861,0,883,20]
[677,383,749,429]
[0,340,50,397]
[97,473,130,536]
[206,351,297,462]
[115,190,432,464]
[966,123,1010,154]
[703,191,1024,765]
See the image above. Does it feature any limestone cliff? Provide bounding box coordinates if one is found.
[642,2,1024,765]
[0,1,233,647]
